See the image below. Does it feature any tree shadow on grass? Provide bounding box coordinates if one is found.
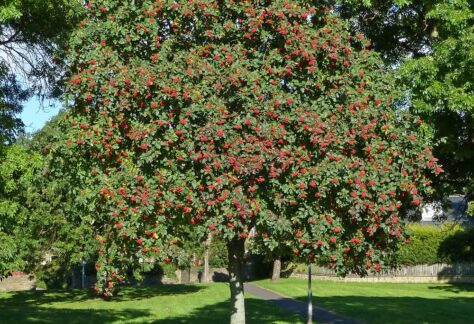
[0,289,92,306]
[0,284,205,324]
[115,284,203,301]
[0,307,151,324]
[0,284,203,306]
[428,283,474,294]
[152,297,304,324]
[290,295,474,324]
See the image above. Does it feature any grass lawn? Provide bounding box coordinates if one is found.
[255,278,474,324]
[0,283,303,323]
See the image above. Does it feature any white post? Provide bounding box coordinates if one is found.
[82,260,86,289]
[307,263,313,324]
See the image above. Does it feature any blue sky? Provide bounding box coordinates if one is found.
[20,97,61,134]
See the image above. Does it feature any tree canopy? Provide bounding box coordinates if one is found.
[65,3,439,323]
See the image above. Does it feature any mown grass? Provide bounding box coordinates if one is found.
[0,283,303,323]
[255,278,474,324]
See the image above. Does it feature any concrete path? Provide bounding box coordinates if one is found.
[245,283,359,324]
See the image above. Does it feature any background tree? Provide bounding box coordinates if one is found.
[28,113,98,287]
[0,0,84,151]
[66,1,439,323]
[0,144,41,276]
[0,0,84,98]
[0,68,28,145]
[337,0,474,210]
[0,113,97,287]
[249,212,293,282]
[337,0,440,64]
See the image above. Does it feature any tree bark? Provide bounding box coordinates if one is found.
[227,238,246,324]
[271,257,281,281]
[203,234,211,282]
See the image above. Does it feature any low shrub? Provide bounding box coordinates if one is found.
[397,223,474,265]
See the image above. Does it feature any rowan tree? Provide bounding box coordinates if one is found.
[66,1,440,322]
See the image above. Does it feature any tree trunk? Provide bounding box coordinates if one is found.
[271,257,281,281]
[203,234,212,282]
[227,238,246,324]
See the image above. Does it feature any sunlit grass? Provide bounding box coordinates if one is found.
[255,278,474,324]
[0,283,303,323]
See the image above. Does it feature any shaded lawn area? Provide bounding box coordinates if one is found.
[255,278,474,324]
[0,283,303,323]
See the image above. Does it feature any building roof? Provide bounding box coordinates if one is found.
[420,195,473,226]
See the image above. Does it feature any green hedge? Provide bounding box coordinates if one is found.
[397,223,474,265]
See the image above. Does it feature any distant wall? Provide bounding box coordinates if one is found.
[0,274,36,291]
[67,267,231,289]
[290,263,474,283]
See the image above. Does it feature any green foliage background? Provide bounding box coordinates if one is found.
[0,114,97,287]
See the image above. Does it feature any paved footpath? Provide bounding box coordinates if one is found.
[245,283,359,324]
